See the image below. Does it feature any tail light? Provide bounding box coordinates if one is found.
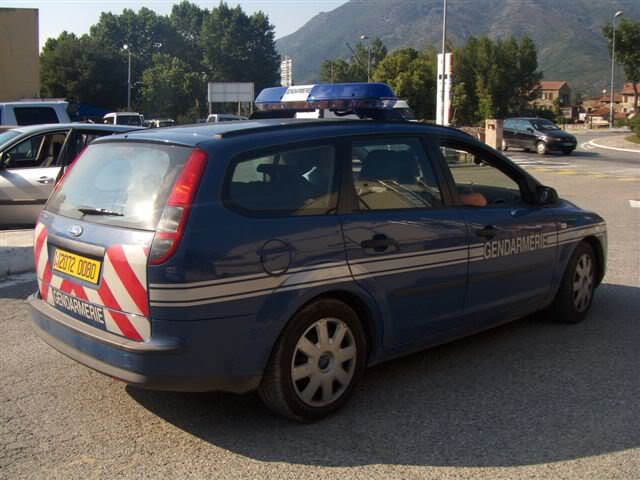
[149,148,208,265]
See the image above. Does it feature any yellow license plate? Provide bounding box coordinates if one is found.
[52,248,102,284]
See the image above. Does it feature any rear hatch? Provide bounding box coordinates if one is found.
[34,141,205,342]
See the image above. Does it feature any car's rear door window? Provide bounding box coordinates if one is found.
[46,142,192,230]
[350,137,443,210]
[13,107,60,125]
[225,144,338,216]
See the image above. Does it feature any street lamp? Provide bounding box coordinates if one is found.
[123,44,131,111]
[360,35,371,82]
[609,10,624,129]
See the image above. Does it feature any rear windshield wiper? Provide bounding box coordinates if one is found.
[77,206,124,216]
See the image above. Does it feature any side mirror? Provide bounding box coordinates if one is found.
[536,185,558,205]
[526,127,534,133]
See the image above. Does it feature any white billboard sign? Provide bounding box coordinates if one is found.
[208,82,255,103]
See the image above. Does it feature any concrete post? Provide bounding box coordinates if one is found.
[485,119,503,151]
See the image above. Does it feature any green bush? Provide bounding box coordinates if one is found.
[627,115,640,137]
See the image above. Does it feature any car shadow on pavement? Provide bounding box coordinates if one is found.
[130,282,639,468]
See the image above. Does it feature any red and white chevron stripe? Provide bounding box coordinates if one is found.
[34,222,151,342]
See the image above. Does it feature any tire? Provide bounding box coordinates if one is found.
[501,139,508,151]
[562,149,573,155]
[536,141,548,155]
[258,298,367,422]
[549,242,597,324]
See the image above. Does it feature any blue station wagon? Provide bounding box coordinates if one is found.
[28,84,607,421]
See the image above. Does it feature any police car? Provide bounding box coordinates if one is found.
[28,83,607,421]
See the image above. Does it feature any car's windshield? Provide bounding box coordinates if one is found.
[0,130,23,148]
[530,119,559,131]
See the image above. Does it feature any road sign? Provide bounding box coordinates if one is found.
[207,82,255,103]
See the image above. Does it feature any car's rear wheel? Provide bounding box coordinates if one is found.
[536,141,548,155]
[258,298,367,422]
[549,241,597,324]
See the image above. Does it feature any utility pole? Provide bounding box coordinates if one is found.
[440,0,447,125]
[123,44,131,111]
[609,10,624,129]
[360,35,372,82]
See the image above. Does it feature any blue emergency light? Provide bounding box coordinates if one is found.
[254,82,398,112]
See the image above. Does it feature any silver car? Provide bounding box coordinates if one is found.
[0,123,140,227]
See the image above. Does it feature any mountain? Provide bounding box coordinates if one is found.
[276,0,640,96]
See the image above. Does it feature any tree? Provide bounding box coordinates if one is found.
[451,35,542,125]
[604,18,640,111]
[200,3,279,93]
[139,54,205,119]
[373,48,436,120]
[318,38,387,84]
[40,32,126,109]
[319,59,353,83]
[169,0,208,70]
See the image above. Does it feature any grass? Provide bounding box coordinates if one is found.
[625,135,640,145]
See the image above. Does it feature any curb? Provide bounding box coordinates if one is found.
[0,246,34,277]
[0,230,35,277]
[589,138,640,154]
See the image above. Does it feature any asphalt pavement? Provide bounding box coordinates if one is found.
[1,134,639,479]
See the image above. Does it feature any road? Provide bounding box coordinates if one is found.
[1,134,639,479]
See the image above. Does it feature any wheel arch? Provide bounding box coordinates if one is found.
[583,235,605,286]
[267,286,382,366]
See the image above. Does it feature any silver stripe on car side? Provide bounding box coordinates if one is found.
[148,223,605,308]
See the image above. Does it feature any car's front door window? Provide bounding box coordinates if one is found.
[440,145,523,207]
[2,132,68,169]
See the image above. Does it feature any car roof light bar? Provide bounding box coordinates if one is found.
[254,82,398,112]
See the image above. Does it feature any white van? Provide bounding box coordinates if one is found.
[0,101,70,126]
[103,112,145,126]
[206,113,247,123]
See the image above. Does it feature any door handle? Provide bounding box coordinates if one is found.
[476,225,499,239]
[361,236,396,251]
[37,176,54,184]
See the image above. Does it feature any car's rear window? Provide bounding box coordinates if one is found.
[46,142,192,230]
[14,107,60,125]
[117,115,143,126]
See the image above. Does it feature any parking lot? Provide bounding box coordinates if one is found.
[1,133,639,479]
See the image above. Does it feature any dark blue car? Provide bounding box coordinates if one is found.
[28,84,607,421]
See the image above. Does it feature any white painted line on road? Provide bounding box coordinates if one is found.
[580,141,595,150]
[629,200,640,208]
[590,138,640,154]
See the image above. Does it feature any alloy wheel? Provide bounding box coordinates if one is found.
[290,317,357,407]
[573,253,594,312]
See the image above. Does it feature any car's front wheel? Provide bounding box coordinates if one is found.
[258,298,367,421]
[536,141,548,155]
[549,241,597,324]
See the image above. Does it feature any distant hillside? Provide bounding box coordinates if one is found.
[276,0,640,96]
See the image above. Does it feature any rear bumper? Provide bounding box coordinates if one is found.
[28,293,261,393]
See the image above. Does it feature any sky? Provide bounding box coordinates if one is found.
[2,0,349,48]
